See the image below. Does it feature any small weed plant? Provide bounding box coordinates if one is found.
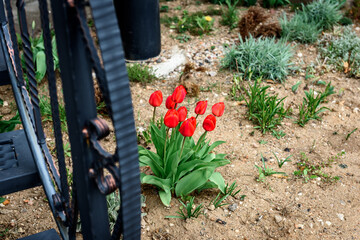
[255,154,286,182]
[39,95,67,131]
[293,152,341,183]
[244,79,290,134]
[220,0,239,30]
[273,152,292,168]
[296,82,335,126]
[223,181,242,198]
[166,197,204,220]
[126,63,157,83]
[221,36,294,82]
[318,27,360,78]
[139,86,229,206]
[107,191,120,231]
[161,11,214,36]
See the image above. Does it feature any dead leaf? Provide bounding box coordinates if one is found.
[273,174,288,179]
[266,79,275,84]
[3,199,10,205]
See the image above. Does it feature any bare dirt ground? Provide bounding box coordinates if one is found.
[1,1,360,239]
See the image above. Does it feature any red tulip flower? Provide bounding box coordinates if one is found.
[165,96,176,109]
[149,90,163,107]
[179,117,197,137]
[203,115,216,132]
[171,85,187,104]
[195,101,208,115]
[164,109,179,128]
[177,106,188,122]
[212,102,225,117]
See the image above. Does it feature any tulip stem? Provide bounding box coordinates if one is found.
[152,107,157,123]
[163,127,170,160]
[179,136,186,160]
[195,131,207,152]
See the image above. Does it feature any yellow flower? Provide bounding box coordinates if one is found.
[204,16,212,22]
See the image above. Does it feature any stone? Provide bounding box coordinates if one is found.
[337,213,344,221]
[208,205,215,211]
[274,215,282,223]
[228,204,238,212]
[325,221,332,226]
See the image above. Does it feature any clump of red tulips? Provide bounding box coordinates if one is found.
[139,85,229,206]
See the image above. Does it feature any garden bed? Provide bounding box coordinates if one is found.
[1,0,360,239]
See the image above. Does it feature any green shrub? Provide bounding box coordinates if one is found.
[220,0,239,30]
[221,36,294,82]
[302,0,343,31]
[280,12,322,43]
[262,0,290,8]
[338,17,353,26]
[318,27,360,77]
[127,63,157,83]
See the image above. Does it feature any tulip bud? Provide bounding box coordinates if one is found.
[195,101,208,115]
[212,102,225,117]
[149,90,163,107]
[203,115,216,132]
[164,109,179,128]
[171,85,187,103]
[177,106,188,122]
[165,96,176,109]
[179,117,197,137]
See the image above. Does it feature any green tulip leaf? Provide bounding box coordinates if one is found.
[159,190,172,206]
[175,168,213,197]
[209,172,226,193]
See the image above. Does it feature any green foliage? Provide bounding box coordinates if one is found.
[346,128,357,140]
[271,129,286,139]
[173,34,191,43]
[255,154,286,182]
[293,152,340,183]
[39,95,67,131]
[296,82,335,126]
[221,36,294,82]
[244,0,257,6]
[273,152,292,168]
[166,197,204,220]
[126,63,157,83]
[107,191,121,231]
[280,12,322,43]
[339,17,353,26]
[302,0,343,31]
[211,192,230,208]
[244,80,290,134]
[223,181,242,198]
[220,0,239,30]
[161,11,215,36]
[291,81,302,93]
[19,22,59,83]
[139,122,229,206]
[318,27,360,78]
[262,0,289,8]
[0,112,21,133]
[160,5,169,12]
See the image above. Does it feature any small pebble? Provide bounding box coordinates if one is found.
[325,221,332,226]
[337,213,344,221]
[274,215,282,223]
[228,203,238,212]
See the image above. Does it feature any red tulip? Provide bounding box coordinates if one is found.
[195,101,208,115]
[179,117,197,137]
[164,109,179,128]
[171,85,187,103]
[212,102,225,117]
[177,106,188,122]
[149,90,163,107]
[203,115,216,132]
[165,96,176,109]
